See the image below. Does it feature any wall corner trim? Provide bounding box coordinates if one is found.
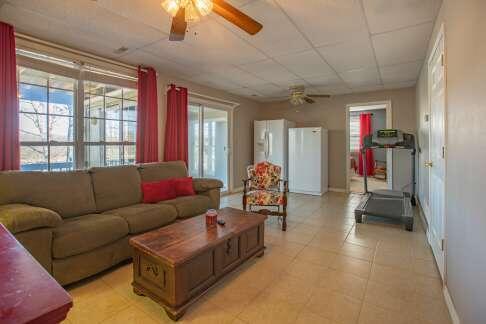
[443,285,461,324]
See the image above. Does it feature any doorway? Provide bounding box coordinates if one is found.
[346,102,393,193]
[427,25,446,279]
[188,103,230,192]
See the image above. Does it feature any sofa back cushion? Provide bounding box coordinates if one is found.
[0,170,97,218]
[138,161,188,182]
[90,165,142,212]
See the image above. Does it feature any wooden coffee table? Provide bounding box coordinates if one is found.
[129,207,267,320]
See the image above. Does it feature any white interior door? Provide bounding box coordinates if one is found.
[428,31,446,279]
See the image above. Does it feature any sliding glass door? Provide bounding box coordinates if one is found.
[188,103,229,192]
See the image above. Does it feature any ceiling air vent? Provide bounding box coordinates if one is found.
[114,46,129,55]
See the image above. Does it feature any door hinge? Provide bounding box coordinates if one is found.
[442,146,446,159]
[441,54,445,66]
[441,239,445,251]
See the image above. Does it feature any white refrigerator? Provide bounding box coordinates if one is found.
[288,127,328,195]
[254,119,295,179]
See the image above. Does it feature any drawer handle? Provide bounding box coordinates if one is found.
[226,240,232,254]
[145,265,159,277]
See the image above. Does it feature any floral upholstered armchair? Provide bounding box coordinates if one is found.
[243,161,289,231]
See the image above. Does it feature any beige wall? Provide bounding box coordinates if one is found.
[155,74,261,191]
[257,87,417,189]
[416,1,486,323]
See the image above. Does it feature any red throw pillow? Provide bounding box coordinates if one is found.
[141,179,177,203]
[173,177,196,197]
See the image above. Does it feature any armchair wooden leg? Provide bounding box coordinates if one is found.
[282,206,287,231]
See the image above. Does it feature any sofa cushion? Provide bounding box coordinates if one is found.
[90,165,142,212]
[52,214,129,259]
[173,177,196,196]
[159,195,211,219]
[141,180,177,203]
[138,161,187,182]
[0,204,62,234]
[104,204,177,234]
[0,170,96,218]
[192,178,224,193]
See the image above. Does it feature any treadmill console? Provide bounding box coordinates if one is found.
[364,129,415,149]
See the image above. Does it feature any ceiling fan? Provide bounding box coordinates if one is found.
[288,86,330,106]
[161,0,263,41]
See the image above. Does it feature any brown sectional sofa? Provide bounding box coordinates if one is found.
[0,161,222,285]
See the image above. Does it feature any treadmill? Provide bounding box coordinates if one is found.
[354,129,416,231]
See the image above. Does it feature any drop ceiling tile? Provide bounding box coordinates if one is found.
[214,0,310,57]
[373,22,433,66]
[227,87,263,98]
[205,66,268,87]
[318,38,377,72]
[380,60,423,84]
[190,73,243,91]
[275,0,368,47]
[383,80,417,90]
[308,84,352,96]
[256,83,288,97]
[239,59,299,83]
[303,73,343,87]
[273,50,334,78]
[339,66,381,87]
[273,79,308,90]
[363,0,442,34]
[350,84,385,93]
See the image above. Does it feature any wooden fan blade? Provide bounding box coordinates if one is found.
[307,94,331,98]
[304,96,315,104]
[169,8,187,41]
[212,0,263,35]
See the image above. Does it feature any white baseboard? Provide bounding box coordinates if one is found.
[444,285,461,324]
[328,187,346,193]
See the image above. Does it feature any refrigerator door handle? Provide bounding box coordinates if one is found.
[264,131,269,160]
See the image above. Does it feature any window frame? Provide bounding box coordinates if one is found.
[16,55,138,171]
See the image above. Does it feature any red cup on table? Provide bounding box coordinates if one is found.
[206,209,218,227]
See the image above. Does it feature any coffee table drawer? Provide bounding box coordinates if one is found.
[242,224,264,256]
[217,236,241,271]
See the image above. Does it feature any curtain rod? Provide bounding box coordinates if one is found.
[14,32,148,73]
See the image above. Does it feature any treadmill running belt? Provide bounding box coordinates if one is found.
[365,197,403,219]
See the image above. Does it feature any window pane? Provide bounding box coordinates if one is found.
[49,74,75,91]
[20,113,47,142]
[50,146,74,171]
[106,120,120,142]
[85,145,104,168]
[49,88,74,116]
[84,81,104,96]
[123,88,137,100]
[124,145,136,164]
[20,145,48,171]
[188,105,200,177]
[122,100,137,121]
[50,116,74,142]
[106,145,122,166]
[105,85,122,98]
[123,121,136,142]
[19,84,47,114]
[105,97,122,120]
[84,95,104,118]
[84,118,104,142]
[19,67,48,87]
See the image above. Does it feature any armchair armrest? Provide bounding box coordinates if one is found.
[192,178,223,193]
[0,204,62,234]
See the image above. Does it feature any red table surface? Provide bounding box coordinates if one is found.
[0,224,72,324]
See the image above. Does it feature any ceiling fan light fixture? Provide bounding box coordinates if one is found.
[184,1,200,22]
[161,0,181,17]
[194,0,213,16]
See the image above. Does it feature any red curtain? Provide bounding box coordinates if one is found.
[0,22,20,171]
[358,113,374,176]
[164,84,188,165]
[136,66,159,163]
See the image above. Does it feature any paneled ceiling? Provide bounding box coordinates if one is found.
[0,0,442,101]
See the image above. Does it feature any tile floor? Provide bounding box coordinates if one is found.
[63,192,451,324]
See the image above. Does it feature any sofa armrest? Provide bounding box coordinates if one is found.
[0,204,62,234]
[192,178,223,193]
